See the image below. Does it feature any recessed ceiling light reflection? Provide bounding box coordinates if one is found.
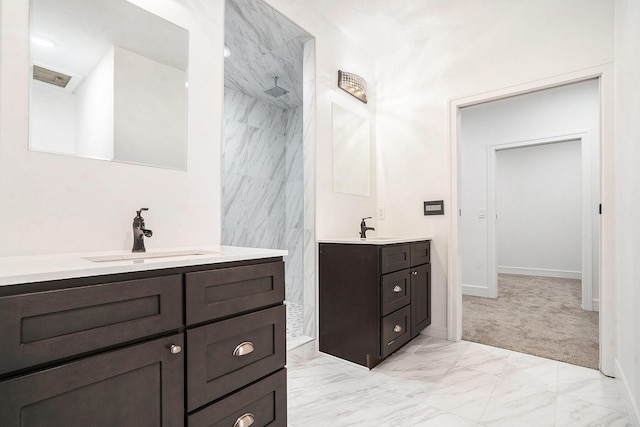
[31,36,55,48]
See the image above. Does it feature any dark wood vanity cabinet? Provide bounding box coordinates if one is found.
[319,240,431,369]
[0,257,287,427]
[0,334,185,427]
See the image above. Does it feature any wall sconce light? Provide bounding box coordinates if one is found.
[338,70,368,104]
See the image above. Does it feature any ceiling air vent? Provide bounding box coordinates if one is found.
[33,65,72,88]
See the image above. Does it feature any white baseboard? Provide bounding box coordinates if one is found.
[497,266,582,279]
[592,298,600,312]
[615,358,640,426]
[462,284,491,297]
[422,324,447,339]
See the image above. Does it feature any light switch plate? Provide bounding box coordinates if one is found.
[423,200,444,215]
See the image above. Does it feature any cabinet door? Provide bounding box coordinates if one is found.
[0,275,182,376]
[0,335,184,427]
[410,263,431,337]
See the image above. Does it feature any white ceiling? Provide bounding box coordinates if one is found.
[30,0,188,79]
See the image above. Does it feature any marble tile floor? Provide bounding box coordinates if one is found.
[287,336,630,426]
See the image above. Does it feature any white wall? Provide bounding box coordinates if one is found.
[0,0,376,258]
[113,46,187,170]
[29,84,77,155]
[495,141,582,277]
[614,0,640,423]
[263,0,378,241]
[375,0,613,337]
[460,81,598,299]
[0,0,223,256]
[76,46,114,161]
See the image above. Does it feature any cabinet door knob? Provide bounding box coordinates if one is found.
[169,344,182,354]
[412,271,418,275]
[393,285,402,293]
[393,325,403,333]
[233,341,255,357]
[234,413,255,427]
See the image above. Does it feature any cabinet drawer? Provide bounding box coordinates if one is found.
[186,305,285,411]
[0,275,182,376]
[381,306,411,358]
[0,334,184,427]
[410,241,430,266]
[185,261,284,325]
[380,245,410,274]
[188,369,287,427]
[381,269,410,316]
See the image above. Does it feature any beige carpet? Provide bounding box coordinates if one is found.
[462,274,599,369]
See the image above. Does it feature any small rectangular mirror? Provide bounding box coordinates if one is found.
[29,0,189,170]
[332,103,371,196]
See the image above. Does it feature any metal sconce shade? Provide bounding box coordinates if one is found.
[338,70,367,104]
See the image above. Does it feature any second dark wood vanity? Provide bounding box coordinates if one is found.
[319,239,431,369]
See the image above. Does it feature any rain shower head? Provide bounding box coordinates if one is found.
[264,76,289,98]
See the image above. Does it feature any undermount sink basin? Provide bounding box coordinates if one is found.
[83,249,220,263]
[318,236,432,245]
[361,237,398,241]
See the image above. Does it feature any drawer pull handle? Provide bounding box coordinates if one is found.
[169,344,182,354]
[234,413,255,427]
[233,341,255,357]
[393,285,402,293]
[412,271,418,276]
[393,325,403,333]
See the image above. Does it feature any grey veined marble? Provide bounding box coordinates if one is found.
[223,0,315,334]
[287,337,631,427]
[224,0,308,110]
[222,87,305,305]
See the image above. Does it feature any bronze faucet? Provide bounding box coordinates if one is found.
[359,217,375,239]
[132,208,153,252]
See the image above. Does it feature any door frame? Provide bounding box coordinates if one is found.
[447,64,615,376]
[487,134,596,310]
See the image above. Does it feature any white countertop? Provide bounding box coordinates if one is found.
[0,246,288,287]
[318,236,432,245]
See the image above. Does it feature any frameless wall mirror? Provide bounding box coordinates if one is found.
[29,0,189,170]
[332,103,371,196]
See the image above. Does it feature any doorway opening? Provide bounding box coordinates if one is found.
[456,79,601,368]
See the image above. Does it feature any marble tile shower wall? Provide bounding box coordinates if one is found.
[222,87,304,305]
[285,105,304,305]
